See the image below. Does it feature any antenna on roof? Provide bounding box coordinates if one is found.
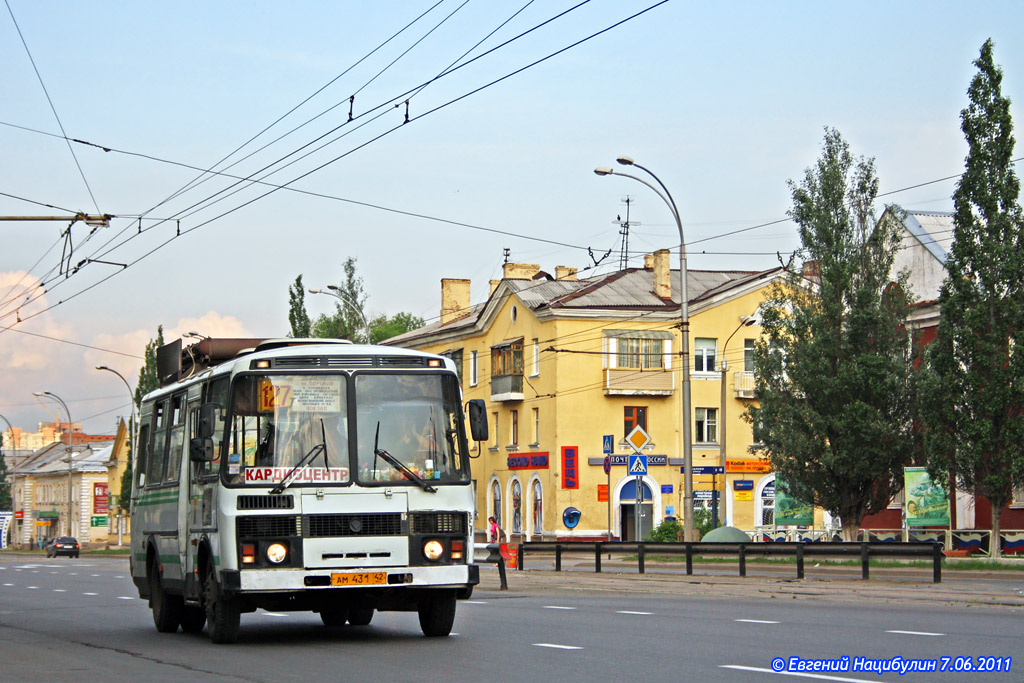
[614,196,640,270]
[502,247,511,265]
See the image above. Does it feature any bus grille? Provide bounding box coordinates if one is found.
[237,495,294,510]
[237,515,299,538]
[305,513,403,537]
[411,512,468,535]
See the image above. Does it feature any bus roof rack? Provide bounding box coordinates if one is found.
[157,337,355,386]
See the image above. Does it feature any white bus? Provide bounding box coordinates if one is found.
[129,337,487,643]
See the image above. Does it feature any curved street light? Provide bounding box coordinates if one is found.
[96,366,136,543]
[596,157,695,542]
[33,391,76,539]
[308,286,371,344]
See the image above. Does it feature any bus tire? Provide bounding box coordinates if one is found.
[418,590,456,637]
[180,605,207,633]
[150,557,183,633]
[347,606,373,626]
[456,585,473,600]
[320,607,349,627]
[203,563,240,644]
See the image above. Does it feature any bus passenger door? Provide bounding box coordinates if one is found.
[184,397,221,601]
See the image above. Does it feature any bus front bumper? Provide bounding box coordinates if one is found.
[231,564,475,593]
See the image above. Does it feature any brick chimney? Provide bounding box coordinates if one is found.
[644,254,654,269]
[502,263,540,280]
[440,279,470,326]
[555,266,577,281]
[652,249,671,299]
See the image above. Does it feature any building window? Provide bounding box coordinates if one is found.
[531,480,543,536]
[1012,480,1024,508]
[442,349,463,384]
[616,337,665,369]
[624,406,647,437]
[531,338,540,376]
[510,410,519,447]
[470,350,478,386]
[695,407,718,443]
[491,480,502,527]
[744,338,756,372]
[491,413,499,449]
[511,479,522,534]
[531,408,540,445]
[694,338,717,372]
[491,340,523,377]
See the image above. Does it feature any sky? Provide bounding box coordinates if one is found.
[1,1,1023,434]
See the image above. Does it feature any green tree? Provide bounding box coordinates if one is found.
[369,311,426,344]
[311,258,369,342]
[122,325,164,508]
[288,275,312,338]
[919,40,1024,557]
[0,448,10,510]
[746,129,915,540]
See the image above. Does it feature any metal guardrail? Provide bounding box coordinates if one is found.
[517,541,945,583]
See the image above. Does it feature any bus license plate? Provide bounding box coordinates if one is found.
[330,572,387,586]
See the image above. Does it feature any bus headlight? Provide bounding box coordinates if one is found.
[423,540,444,561]
[266,542,288,564]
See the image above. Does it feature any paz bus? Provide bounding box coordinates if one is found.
[129,337,487,643]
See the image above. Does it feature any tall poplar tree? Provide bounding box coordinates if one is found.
[121,325,164,506]
[920,40,1024,556]
[288,275,312,338]
[746,129,915,540]
[311,257,369,342]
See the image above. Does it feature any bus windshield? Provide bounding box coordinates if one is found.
[355,373,469,486]
[225,374,349,487]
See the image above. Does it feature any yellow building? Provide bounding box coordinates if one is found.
[387,253,786,540]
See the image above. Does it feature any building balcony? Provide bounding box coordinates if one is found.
[604,368,674,396]
[490,373,524,402]
[734,371,756,399]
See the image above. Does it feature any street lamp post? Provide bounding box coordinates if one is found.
[595,157,696,542]
[34,392,75,539]
[96,366,135,545]
[0,413,18,547]
[308,286,371,343]
[718,315,758,529]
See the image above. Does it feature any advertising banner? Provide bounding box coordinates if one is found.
[93,483,109,515]
[774,477,813,526]
[904,467,950,526]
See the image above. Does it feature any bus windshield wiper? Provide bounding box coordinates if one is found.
[373,421,436,493]
[270,420,327,495]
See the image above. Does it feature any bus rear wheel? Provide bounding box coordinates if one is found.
[203,563,240,644]
[320,607,349,627]
[347,606,373,626]
[181,605,207,633]
[150,557,183,633]
[418,590,456,637]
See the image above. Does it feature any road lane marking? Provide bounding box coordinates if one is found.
[2,584,12,587]
[83,592,97,596]
[534,643,583,650]
[464,600,488,604]
[53,589,66,593]
[260,612,289,617]
[736,619,780,624]
[118,597,134,600]
[91,574,100,577]
[543,606,576,610]
[885,630,944,637]
[617,610,652,615]
[721,665,877,682]
[26,586,38,589]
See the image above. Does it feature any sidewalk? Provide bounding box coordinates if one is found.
[476,555,1024,610]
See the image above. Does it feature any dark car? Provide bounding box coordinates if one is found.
[45,537,80,558]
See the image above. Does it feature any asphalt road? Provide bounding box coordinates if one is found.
[1,555,1022,682]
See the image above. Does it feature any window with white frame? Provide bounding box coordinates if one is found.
[531,338,540,376]
[491,412,499,449]
[694,337,717,372]
[744,338,756,372]
[531,407,540,446]
[605,330,670,369]
[1012,479,1024,508]
[695,407,718,443]
[509,410,519,448]
[491,480,502,526]
[470,350,478,386]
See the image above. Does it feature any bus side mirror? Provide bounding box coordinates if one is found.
[190,402,219,462]
[467,399,488,442]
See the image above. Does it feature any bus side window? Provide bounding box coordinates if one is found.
[136,422,151,489]
[148,400,169,486]
[202,377,229,477]
[166,394,186,483]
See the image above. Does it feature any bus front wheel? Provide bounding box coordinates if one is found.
[418,590,456,637]
[203,563,240,644]
[150,557,183,633]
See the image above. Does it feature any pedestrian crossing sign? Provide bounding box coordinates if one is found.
[628,453,648,475]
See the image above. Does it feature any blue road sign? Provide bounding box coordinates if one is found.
[628,454,648,475]
[602,434,614,454]
[690,465,724,475]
